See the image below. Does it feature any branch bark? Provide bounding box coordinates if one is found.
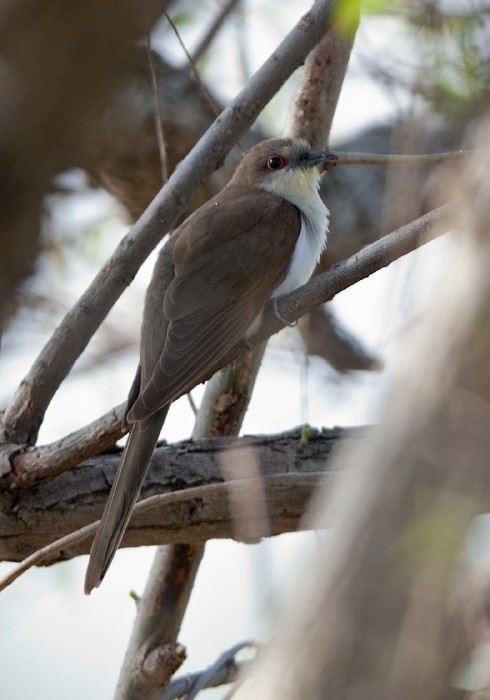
[0,427,348,563]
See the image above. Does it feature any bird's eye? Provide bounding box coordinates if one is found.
[266,155,286,170]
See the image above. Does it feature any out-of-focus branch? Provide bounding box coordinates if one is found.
[230,118,490,700]
[180,641,255,700]
[330,149,470,167]
[283,11,359,148]
[146,42,168,185]
[191,0,240,65]
[1,0,339,448]
[161,646,248,700]
[7,204,448,488]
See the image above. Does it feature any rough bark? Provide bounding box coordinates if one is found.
[0,427,349,563]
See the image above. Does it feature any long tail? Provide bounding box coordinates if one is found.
[84,406,169,594]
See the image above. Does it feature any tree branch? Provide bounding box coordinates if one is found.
[0,471,328,592]
[191,0,240,66]
[176,641,255,700]
[1,0,338,447]
[331,150,471,167]
[0,427,348,568]
[284,12,359,148]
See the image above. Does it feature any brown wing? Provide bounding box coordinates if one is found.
[127,185,300,422]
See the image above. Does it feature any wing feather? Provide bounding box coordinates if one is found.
[128,185,301,423]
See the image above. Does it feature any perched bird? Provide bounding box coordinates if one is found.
[84,137,337,594]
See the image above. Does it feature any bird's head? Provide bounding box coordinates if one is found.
[231,137,338,202]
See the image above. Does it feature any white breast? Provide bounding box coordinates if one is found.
[268,174,329,298]
[244,174,329,339]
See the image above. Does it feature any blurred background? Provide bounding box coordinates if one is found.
[1,0,490,697]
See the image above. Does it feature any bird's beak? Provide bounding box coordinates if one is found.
[302,150,338,168]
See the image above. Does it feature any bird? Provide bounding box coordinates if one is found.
[84,137,337,594]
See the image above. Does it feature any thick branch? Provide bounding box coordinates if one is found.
[1,0,338,447]
[8,204,449,488]
[0,427,348,564]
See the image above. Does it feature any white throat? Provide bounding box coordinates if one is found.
[260,168,329,297]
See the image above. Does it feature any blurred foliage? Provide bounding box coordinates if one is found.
[406,2,490,120]
[333,0,363,36]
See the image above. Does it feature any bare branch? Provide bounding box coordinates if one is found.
[284,15,359,147]
[10,403,127,487]
[1,0,339,447]
[115,544,204,699]
[191,0,240,66]
[162,657,245,700]
[147,40,169,185]
[0,471,325,590]
[164,12,220,120]
[181,641,255,700]
[331,149,471,167]
[253,204,449,346]
[0,425,345,577]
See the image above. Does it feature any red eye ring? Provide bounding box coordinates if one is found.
[266,155,286,170]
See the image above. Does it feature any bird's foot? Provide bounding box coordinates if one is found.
[273,297,297,328]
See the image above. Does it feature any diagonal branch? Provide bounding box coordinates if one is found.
[1,0,338,447]
[8,203,450,489]
[191,0,240,66]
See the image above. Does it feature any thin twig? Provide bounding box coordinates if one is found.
[146,37,168,185]
[330,150,471,167]
[186,392,198,416]
[191,0,240,65]
[0,473,323,593]
[165,11,221,121]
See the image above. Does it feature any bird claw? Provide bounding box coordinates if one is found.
[273,297,297,327]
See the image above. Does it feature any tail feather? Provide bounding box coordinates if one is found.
[84,407,169,594]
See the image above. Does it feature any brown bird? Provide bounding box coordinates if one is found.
[84,137,337,593]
